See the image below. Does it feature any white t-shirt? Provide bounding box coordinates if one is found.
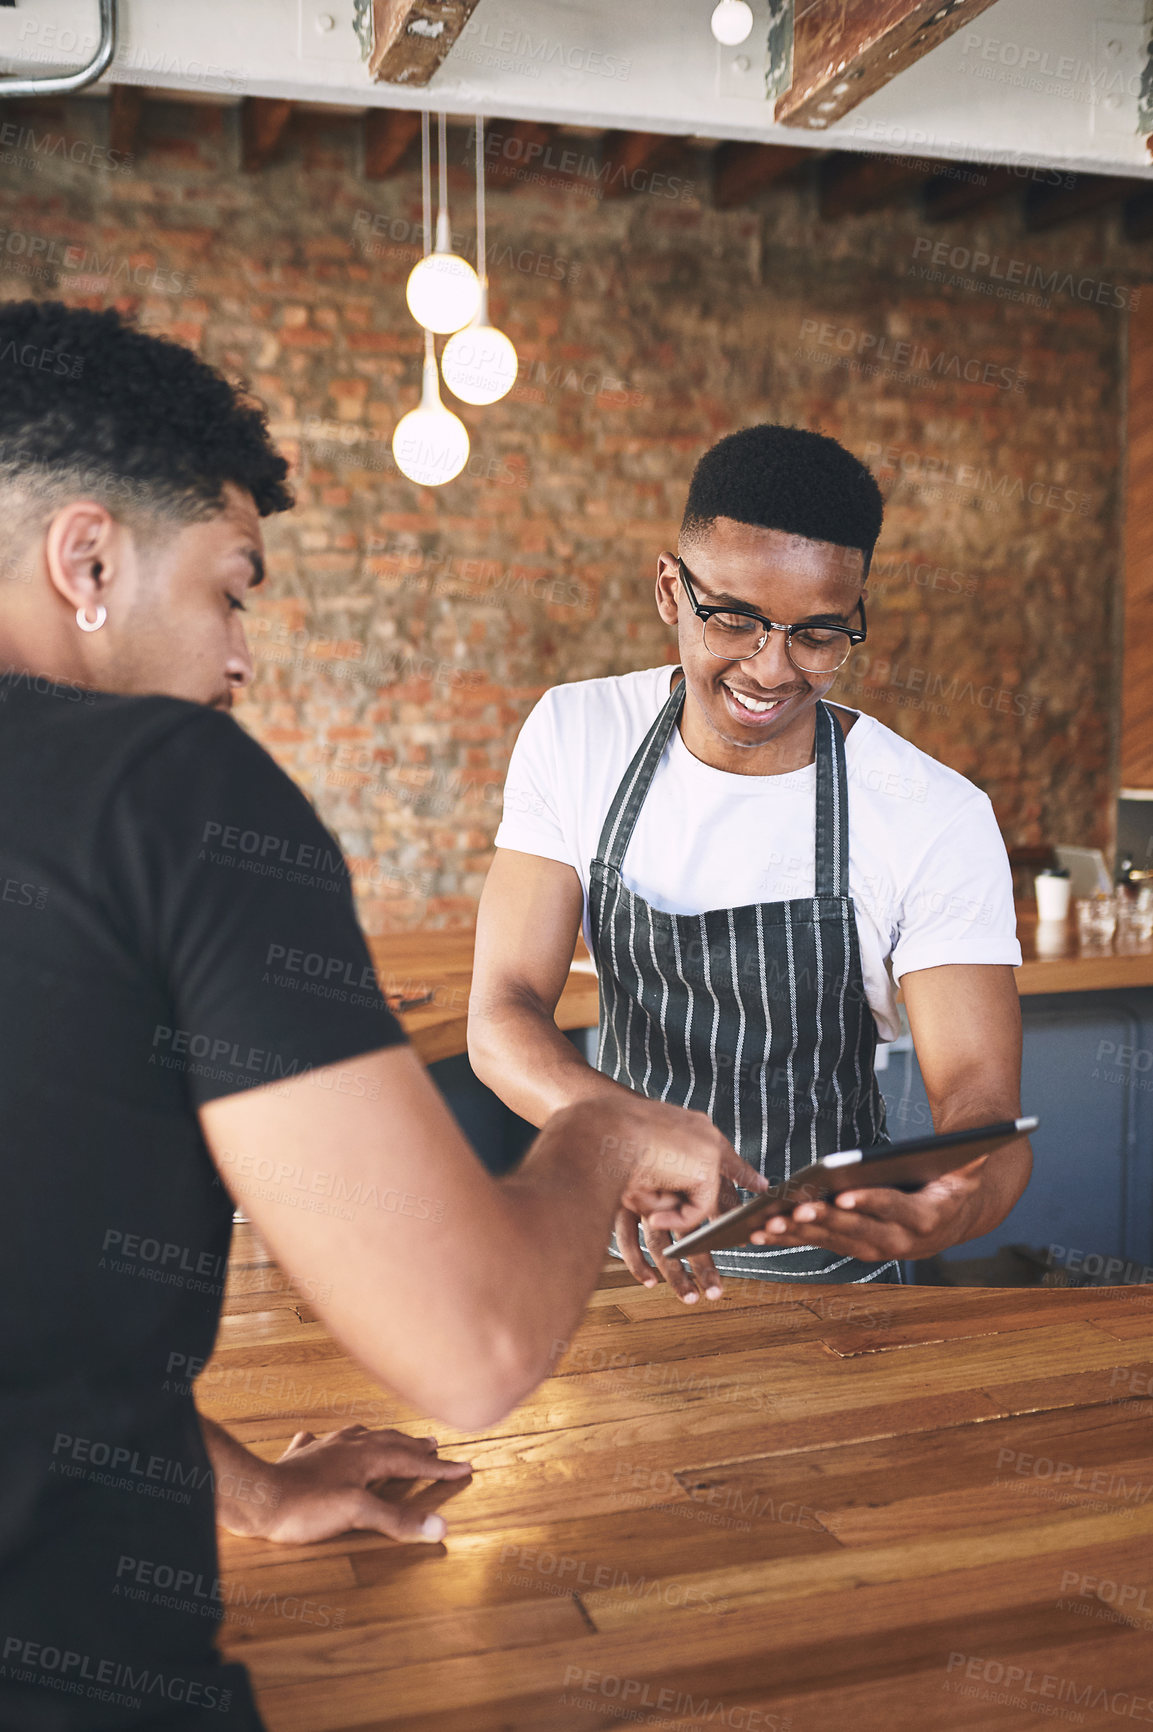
[493,665,1022,1043]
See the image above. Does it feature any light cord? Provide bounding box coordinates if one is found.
[475,113,486,283]
[420,110,431,256]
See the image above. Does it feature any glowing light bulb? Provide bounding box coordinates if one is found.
[441,283,518,405]
[711,0,753,46]
[392,347,470,487]
[405,208,481,335]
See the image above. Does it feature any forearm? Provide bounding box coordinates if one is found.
[901,965,1028,1247]
[203,1046,742,1434]
[198,1415,281,1537]
[958,1141,1032,1242]
[428,1084,730,1420]
[298,1093,660,1431]
[929,1078,1031,1244]
[480,1094,663,1390]
[469,990,633,1127]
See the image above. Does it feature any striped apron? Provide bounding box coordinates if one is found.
[591,676,902,1284]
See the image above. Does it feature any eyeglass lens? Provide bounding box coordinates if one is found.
[701,613,853,673]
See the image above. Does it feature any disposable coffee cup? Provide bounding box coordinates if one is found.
[1035,871,1071,921]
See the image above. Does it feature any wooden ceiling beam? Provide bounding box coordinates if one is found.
[597,130,693,200]
[776,0,1001,132]
[1123,187,1153,243]
[364,107,422,178]
[482,120,559,190]
[712,141,811,209]
[369,0,482,86]
[817,151,930,220]
[921,165,1022,222]
[1024,173,1144,232]
[108,84,143,161]
[240,97,293,171]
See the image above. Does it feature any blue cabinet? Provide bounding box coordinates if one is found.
[428,1028,595,1177]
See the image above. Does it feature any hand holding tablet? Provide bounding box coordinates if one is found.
[662,1117,1039,1260]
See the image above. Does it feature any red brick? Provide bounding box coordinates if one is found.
[1,97,1120,930]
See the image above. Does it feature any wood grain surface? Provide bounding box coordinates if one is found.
[776,0,1001,131]
[369,931,598,1066]
[204,1224,1153,1731]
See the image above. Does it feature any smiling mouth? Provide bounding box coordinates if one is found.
[722,681,794,720]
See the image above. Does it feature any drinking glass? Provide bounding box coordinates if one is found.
[1118,884,1153,945]
[1075,894,1116,947]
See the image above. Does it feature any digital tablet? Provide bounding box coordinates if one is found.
[662,1116,1039,1259]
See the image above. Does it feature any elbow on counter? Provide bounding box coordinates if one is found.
[408,1350,543,1434]
[350,1305,551,1434]
[457,1286,585,1428]
[430,1380,531,1435]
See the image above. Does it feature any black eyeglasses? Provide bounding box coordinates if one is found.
[677,557,867,675]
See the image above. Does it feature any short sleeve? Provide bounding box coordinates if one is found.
[98,707,406,1105]
[493,689,576,869]
[889,794,1022,983]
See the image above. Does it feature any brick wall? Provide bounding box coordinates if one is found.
[0,99,1140,930]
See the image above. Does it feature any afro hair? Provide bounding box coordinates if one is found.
[681,424,883,572]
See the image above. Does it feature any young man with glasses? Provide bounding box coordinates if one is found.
[470,424,1029,1298]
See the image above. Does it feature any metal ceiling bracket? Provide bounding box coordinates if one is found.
[1139,2,1153,139]
[353,0,374,60]
[764,0,793,106]
[1,0,117,98]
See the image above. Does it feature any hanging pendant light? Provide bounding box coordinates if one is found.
[442,114,518,406]
[394,115,471,487]
[405,112,481,335]
[392,327,470,486]
[711,0,754,45]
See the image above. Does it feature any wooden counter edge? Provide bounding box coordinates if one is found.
[383,926,1153,1065]
[1015,952,1153,994]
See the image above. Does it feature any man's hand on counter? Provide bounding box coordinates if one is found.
[201,1415,473,1544]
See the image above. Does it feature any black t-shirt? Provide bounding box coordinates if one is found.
[0,674,405,1730]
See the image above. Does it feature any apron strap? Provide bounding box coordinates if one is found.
[814,699,851,899]
[596,676,686,870]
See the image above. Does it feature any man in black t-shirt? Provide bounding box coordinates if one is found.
[0,302,764,1730]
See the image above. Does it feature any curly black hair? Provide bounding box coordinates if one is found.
[681,425,884,572]
[0,299,292,536]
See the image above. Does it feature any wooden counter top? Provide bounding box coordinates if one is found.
[208,1224,1153,1731]
[367,931,598,1066]
[373,907,1153,1065]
